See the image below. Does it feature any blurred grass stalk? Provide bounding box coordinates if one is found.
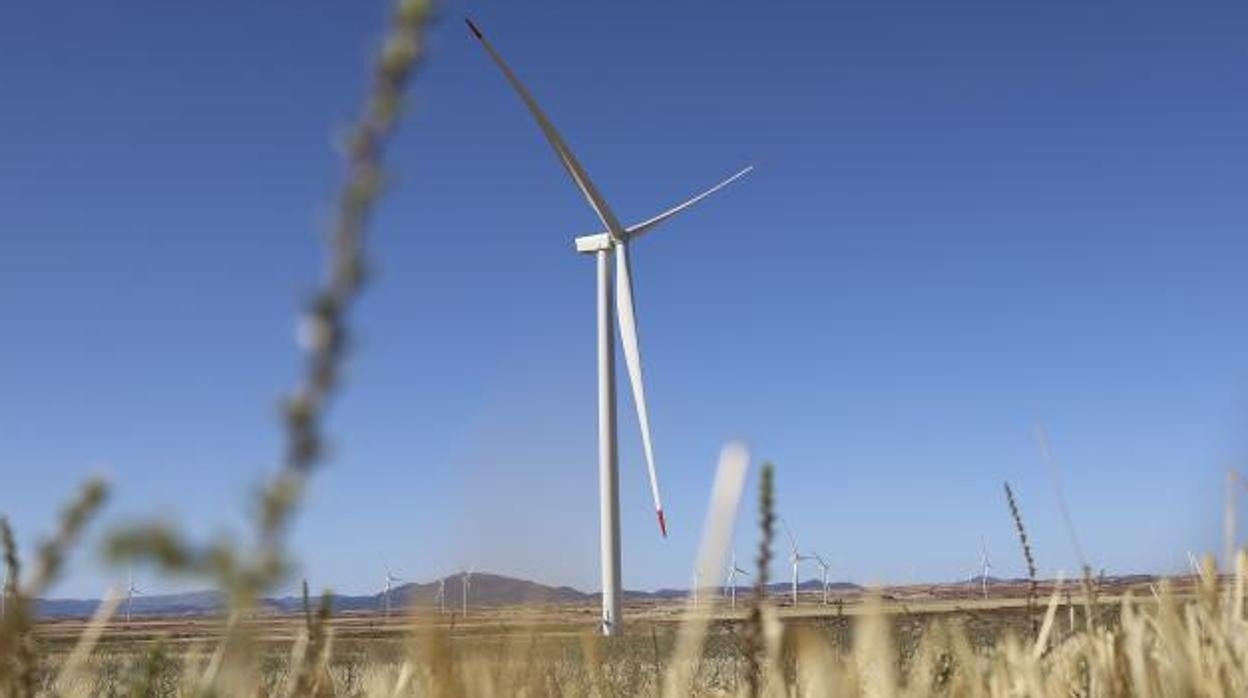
[2,0,432,695]
[663,442,749,697]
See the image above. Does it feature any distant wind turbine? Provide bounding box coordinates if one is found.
[1188,550,1202,580]
[811,553,832,605]
[461,569,472,616]
[466,18,751,636]
[978,538,992,600]
[781,519,812,606]
[435,576,446,615]
[383,568,402,621]
[125,568,142,624]
[725,551,750,610]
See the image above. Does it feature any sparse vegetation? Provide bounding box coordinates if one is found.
[8,557,1248,695]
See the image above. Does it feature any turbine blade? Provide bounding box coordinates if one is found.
[625,166,753,239]
[614,242,665,536]
[465,19,625,238]
[780,518,798,552]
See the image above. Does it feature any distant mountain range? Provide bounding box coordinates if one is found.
[40,571,1167,620]
[271,573,594,613]
[32,573,863,619]
[37,590,232,619]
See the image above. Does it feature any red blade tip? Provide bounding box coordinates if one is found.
[465,18,483,39]
[657,510,668,538]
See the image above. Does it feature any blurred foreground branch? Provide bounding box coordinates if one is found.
[105,0,433,604]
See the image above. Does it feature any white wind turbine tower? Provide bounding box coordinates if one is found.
[811,553,832,605]
[977,539,992,600]
[725,551,750,610]
[461,569,472,616]
[435,576,446,615]
[781,519,811,607]
[383,568,402,621]
[125,568,142,624]
[467,19,752,636]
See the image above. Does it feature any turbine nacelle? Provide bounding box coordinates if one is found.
[574,232,613,254]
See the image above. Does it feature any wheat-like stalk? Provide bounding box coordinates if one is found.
[1003,481,1038,638]
[744,462,776,698]
[103,0,432,604]
[89,3,432,695]
[0,480,108,697]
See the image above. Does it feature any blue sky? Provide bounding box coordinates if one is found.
[2,0,1247,597]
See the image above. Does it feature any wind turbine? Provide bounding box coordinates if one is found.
[467,19,752,636]
[1188,550,1202,580]
[383,568,402,621]
[125,568,142,624]
[461,569,472,616]
[435,576,446,615]
[781,519,811,606]
[978,538,992,600]
[811,553,832,605]
[725,551,750,610]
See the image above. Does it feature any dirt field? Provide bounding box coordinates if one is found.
[34,575,1178,653]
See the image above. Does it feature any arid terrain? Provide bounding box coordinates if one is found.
[32,573,1182,649]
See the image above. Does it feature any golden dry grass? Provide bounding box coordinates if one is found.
[11,564,1248,697]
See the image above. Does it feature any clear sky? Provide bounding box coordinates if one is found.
[2,0,1247,598]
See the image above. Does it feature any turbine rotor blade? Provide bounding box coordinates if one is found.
[625,166,753,239]
[465,19,625,239]
[780,518,798,552]
[614,241,665,536]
